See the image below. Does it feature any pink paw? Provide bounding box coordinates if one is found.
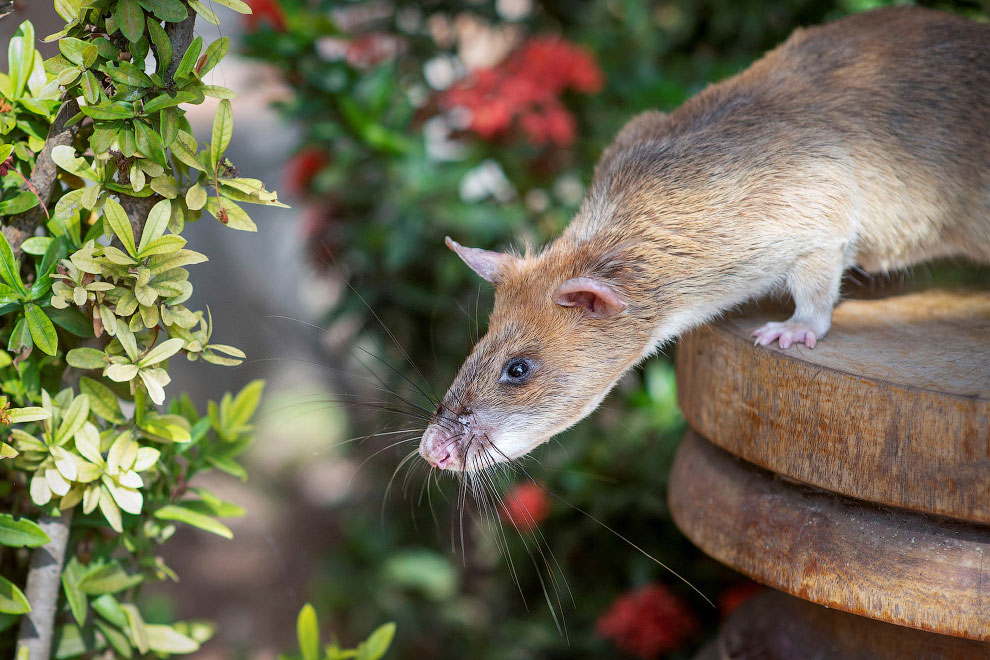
[751,321,818,349]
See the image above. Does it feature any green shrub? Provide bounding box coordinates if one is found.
[0,2,284,657]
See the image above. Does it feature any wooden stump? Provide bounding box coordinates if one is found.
[669,289,990,651]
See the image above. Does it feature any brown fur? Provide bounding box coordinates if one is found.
[421,7,990,470]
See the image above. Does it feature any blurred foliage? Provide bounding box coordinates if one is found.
[242,0,988,658]
[281,603,394,660]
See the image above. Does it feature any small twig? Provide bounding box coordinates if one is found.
[15,510,74,660]
[11,169,51,222]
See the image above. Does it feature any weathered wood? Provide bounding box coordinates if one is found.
[669,431,990,641]
[675,289,990,524]
[693,589,990,660]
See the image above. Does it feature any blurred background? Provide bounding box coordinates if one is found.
[4,0,989,658]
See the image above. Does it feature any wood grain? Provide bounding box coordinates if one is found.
[669,431,990,641]
[675,289,990,523]
[693,590,990,660]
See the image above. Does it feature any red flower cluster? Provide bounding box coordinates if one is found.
[596,584,699,659]
[500,482,550,530]
[284,147,330,194]
[245,0,286,31]
[441,37,603,147]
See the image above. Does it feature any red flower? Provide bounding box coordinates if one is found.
[596,584,699,659]
[245,0,286,31]
[284,147,329,193]
[500,482,550,530]
[345,33,404,69]
[717,580,762,618]
[439,36,602,147]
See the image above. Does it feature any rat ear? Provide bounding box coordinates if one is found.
[446,236,519,284]
[553,277,628,318]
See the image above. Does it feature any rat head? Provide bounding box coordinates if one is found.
[419,236,654,472]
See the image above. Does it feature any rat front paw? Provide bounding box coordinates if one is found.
[751,321,819,349]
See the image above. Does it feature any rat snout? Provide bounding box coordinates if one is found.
[419,406,480,470]
[419,423,463,470]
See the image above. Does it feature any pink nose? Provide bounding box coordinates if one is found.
[420,426,458,470]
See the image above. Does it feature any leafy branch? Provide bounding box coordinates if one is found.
[0,1,285,658]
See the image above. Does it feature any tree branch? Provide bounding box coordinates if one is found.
[15,510,74,660]
[164,12,197,85]
[2,98,80,258]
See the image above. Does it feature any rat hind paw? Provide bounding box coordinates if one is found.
[751,321,819,349]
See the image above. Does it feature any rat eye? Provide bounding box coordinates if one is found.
[502,357,533,384]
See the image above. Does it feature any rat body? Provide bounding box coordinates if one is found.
[420,6,990,471]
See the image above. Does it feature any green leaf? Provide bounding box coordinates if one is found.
[62,557,89,626]
[8,317,32,354]
[138,0,188,22]
[103,198,137,257]
[25,304,57,356]
[185,183,207,211]
[356,623,396,660]
[297,604,319,660]
[116,0,146,42]
[173,36,202,81]
[48,307,95,337]
[56,394,90,445]
[138,337,185,367]
[207,197,257,231]
[138,199,171,254]
[0,514,51,547]
[0,190,39,216]
[21,237,53,256]
[122,604,149,654]
[160,107,180,147]
[108,61,154,88]
[58,37,89,66]
[66,347,107,369]
[78,563,143,595]
[149,174,179,199]
[0,231,26,294]
[147,249,208,274]
[6,407,51,423]
[134,120,168,166]
[138,235,186,257]
[146,17,172,75]
[143,90,197,114]
[210,0,252,13]
[227,380,264,431]
[198,37,229,76]
[80,377,125,423]
[51,145,100,182]
[0,575,30,615]
[95,617,133,657]
[9,21,36,98]
[79,104,135,120]
[91,593,127,627]
[154,505,233,538]
[210,99,233,167]
[145,624,200,654]
[189,0,220,25]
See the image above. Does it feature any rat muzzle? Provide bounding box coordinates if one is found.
[419,407,481,471]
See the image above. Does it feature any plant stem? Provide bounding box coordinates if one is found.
[15,509,74,660]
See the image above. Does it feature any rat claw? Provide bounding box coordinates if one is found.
[752,321,821,350]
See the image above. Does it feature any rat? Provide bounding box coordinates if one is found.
[420,6,990,471]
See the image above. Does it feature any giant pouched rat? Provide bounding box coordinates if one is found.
[420,6,990,471]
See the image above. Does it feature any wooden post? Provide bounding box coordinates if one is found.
[669,289,990,656]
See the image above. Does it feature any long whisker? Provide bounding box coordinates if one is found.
[483,434,714,607]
